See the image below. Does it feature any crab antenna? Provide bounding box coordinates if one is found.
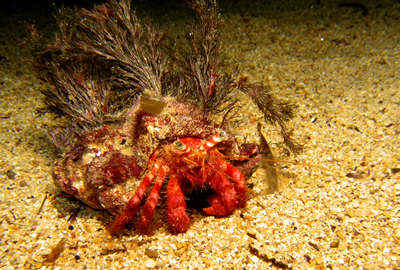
[203,131,226,150]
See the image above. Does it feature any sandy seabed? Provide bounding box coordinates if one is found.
[0,0,399,269]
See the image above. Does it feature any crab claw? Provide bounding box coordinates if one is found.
[203,171,238,216]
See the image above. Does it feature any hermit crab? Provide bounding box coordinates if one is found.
[27,0,301,234]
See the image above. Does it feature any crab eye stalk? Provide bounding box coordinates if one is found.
[173,140,186,151]
[204,131,227,150]
[218,131,226,141]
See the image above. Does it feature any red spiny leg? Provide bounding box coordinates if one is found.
[209,157,246,207]
[108,158,162,235]
[202,169,238,216]
[147,150,159,168]
[139,163,169,228]
[167,173,190,233]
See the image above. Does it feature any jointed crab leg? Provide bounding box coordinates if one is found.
[208,157,246,207]
[139,162,169,228]
[167,173,190,233]
[109,157,163,235]
[203,170,238,216]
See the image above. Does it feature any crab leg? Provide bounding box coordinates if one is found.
[203,169,238,216]
[208,157,246,207]
[108,157,162,235]
[167,173,190,233]
[221,161,246,207]
[139,162,169,228]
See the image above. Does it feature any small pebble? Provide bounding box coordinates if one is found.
[192,260,200,269]
[144,259,157,269]
[303,176,312,184]
[250,256,259,263]
[394,228,400,239]
[6,169,16,180]
[365,119,375,128]
[19,180,28,187]
[242,213,254,221]
[346,209,355,217]
[314,254,324,265]
[285,192,293,200]
[145,248,159,259]
[156,261,166,268]
[336,230,345,240]
[247,228,258,239]
[330,239,340,248]
[174,247,186,257]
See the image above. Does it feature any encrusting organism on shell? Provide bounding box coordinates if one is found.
[26,0,301,234]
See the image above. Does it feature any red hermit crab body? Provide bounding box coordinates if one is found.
[111,131,247,234]
[27,0,300,234]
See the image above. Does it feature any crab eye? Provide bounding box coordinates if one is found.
[218,131,226,140]
[173,140,186,151]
